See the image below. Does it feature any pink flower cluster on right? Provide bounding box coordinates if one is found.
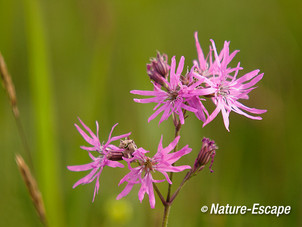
[131,32,267,131]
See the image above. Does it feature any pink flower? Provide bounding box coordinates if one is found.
[204,69,267,131]
[193,38,267,131]
[67,118,131,202]
[131,56,204,125]
[193,32,240,78]
[116,135,191,208]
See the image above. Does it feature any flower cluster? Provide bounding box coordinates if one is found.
[131,32,266,131]
[68,32,266,211]
[68,118,191,207]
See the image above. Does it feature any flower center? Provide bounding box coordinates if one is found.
[167,85,182,101]
[169,91,178,100]
[144,157,156,172]
[217,84,230,97]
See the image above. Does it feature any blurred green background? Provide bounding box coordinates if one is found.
[0,0,301,226]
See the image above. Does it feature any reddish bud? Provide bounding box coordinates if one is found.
[147,52,170,88]
[193,138,217,173]
[107,151,124,161]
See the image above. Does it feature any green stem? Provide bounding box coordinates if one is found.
[169,171,191,204]
[162,113,182,227]
[162,205,171,227]
[153,183,166,206]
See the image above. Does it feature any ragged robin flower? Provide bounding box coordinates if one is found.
[67,118,131,201]
[116,135,191,208]
[192,34,267,131]
[131,56,212,125]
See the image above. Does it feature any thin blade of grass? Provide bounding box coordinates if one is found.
[16,154,47,226]
[0,52,34,170]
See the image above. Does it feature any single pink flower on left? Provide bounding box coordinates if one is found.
[116,135,191,208]
[67,118,131,202]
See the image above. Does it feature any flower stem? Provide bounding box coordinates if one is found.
[153,183,166,206]
[162,205,171,227]
[162,113,182,227]
[169,171,191,204]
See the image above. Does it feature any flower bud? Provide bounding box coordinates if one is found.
[180,75,189,86]
[107,151,124,161]
[147,52,169,87]
[193,137,217,173]
[119,138,137,158]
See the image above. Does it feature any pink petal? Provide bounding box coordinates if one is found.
[240,73,264,89]
[106,123,118,143]
[203,101,222,127]
[191,87,216,96]
[157,135,164,152]
[181,103,198,113]
[221,106,230,131]
[170,165,192,172]
[110,132,132,143]
[159,165,191,172]
[92,173,101,202]
[67,163,93,172]
[116,183,135,200]
[96,121,99,139]
[231,62,241,82]
[210,39,221,68]
[148,104,167,122]
[176,56,185,76]
[130,90,161,96]
[235,101,267,114]
[146,174,156,209]
[232,104,263,120]
[194,32,207,70]
[159,103,172,125]
[160,136,180,154]
[75,123,96,146]
[167,145,192,163]
[153,102,162,111]
[138,181,147,203]
[236,69,260,84]
[177,106,185,124]
[106,160,124,168]
[77,118,99,142]
[134,97,164,104]
[157,170,172,184]
[186,96,209,122]
[72,168,98,188]
[80,146,98,151]
[226,49,239,65]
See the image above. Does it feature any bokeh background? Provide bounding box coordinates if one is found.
[0,0,301,226]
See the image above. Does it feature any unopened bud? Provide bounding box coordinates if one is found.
[181,69,196,86]
[180,74,190,86]
[107,151,124,161]
[193,138,217,173]
[154,52,169,77]
[119,139,137,158]
[147,52,170,88]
